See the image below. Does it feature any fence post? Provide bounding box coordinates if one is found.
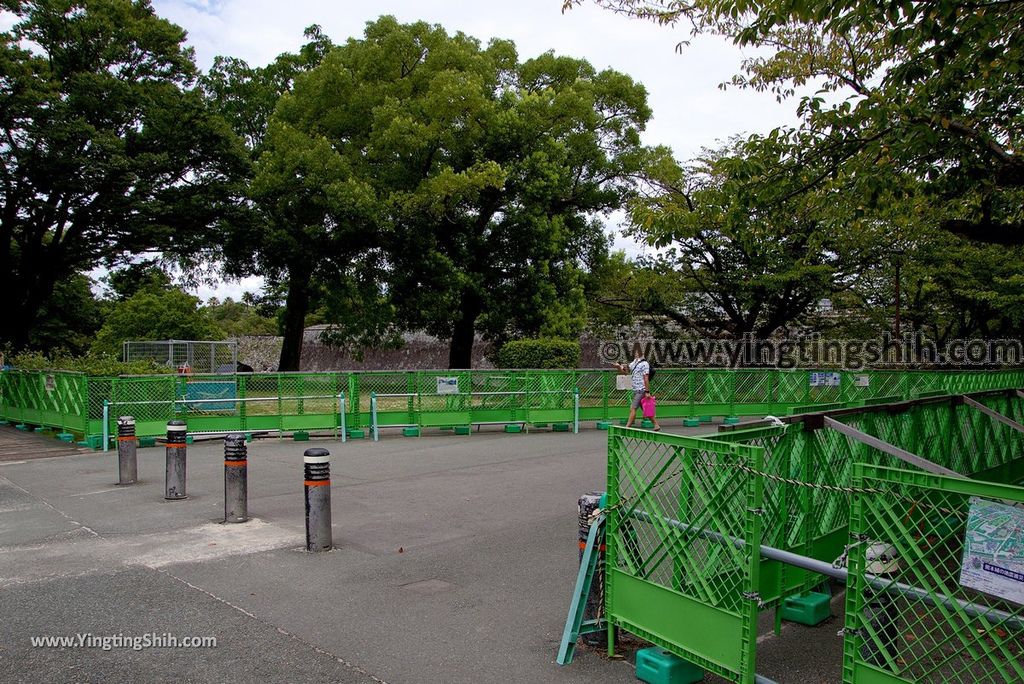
[165,420,188,500]
[573,388,580,434]
[303,447,332,552]
[339,392,347,443]
[370,392,379,442]
[224,433,248,523]
[102,400,110,452]
[116,416,137,485]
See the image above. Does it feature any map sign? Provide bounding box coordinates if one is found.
[809,372,841,387]
[959,497,1024,605]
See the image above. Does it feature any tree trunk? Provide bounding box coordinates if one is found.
[447,290,481,369]
[278,268,312,371]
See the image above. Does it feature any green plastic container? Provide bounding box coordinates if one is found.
[635,647,704,684]
[596,421,612,430]
[402,427,420,437]
[552,423,570,432]
[138,436,157,448]
[504,424,523,433]
[347,429,366,440]
[293,431,310,441]
[780,592,831,626]
[454,425,471,435]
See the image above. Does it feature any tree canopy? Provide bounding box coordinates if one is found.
[1,0,248,352]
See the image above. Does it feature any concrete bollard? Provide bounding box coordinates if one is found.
[303,447,332,552]
[116,416,138,485]
[223,433,248,523]
[165,420,188,500]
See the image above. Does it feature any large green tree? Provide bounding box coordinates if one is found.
[0,0,248,351]
[567,0,1024,244]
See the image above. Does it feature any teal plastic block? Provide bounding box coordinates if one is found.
[15,423,30,431]
[402,427,420,437]
[80,434,103,450]
[552,423,570,432]
[185,435,194,445]
[34,426,47,433]
[347,428,366,439]
[723,416,740,425]
[454,425,471,435]
[596,421,612,430]
[138,436,156,448]
[640,419,654,428]
[504,424,523,433]
[635,647,704,684]
[683,417,700,427]
[293,431,310,442]
[0,419,8,426]
[57,432,75,442]
[780,592,831,626]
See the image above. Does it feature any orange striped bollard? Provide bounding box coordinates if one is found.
[224,434,248,523]
[165,420,188,500]
[116,416,137,485]
[303,447,332,552]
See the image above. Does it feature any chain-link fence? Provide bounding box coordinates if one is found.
[122,340,238,374]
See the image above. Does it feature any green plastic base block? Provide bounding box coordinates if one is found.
[504,424,523,433]
[293,431,310,441]
[347,429,366,439]
[640,419,654,428]
[454,425,471,435]
[619,418,628,426]
[15,423,30,431]
[402,427,420,437]
[635,647,704,684]
[552,423,570,432]
[138,436,156,448]
[56,432,75,442]
[596,421,611,430]
[185,435,194,444]
[683,417,701,427]
[245,433,253,443]
[533,423,549,428]
[80,434,103,449]
[781,592,831,626]
[0,419,9,426]
[34,426,48,433]
[723,416,740,425]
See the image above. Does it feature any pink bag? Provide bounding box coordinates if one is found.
[640,395,656,419]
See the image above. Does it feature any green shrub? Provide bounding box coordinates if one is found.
[494,338,581,369]
[8,351,175,376]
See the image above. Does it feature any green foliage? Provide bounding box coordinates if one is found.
[571,0,1024,243]
[91,288,223,358]
[1,0,249,351]
[494,338,582,369]
[204,298,279,337]
[8,350,175,376]
[24,273,104,355]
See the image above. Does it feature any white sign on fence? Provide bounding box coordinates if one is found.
[959,497,1024,606]
[44,374,56,393]
[809,372,841,387]
[853,374,870,387]
[436,377,459,395]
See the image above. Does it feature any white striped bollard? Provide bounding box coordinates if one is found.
[116,416,138,485]
[165,420,188,500]
[224,433,248,523]
[303,447,332,552]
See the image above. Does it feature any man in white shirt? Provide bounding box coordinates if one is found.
[614,352,661,430]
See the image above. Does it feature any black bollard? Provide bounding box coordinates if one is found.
[116,416,138,485]
[165,420,188,500]
[224,433,248,523]
[578,492,606,646]
[303,447,332,552]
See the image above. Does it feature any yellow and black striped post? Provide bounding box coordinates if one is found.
[116,416,137,485]
[303,447,331,552]
[224,434,248,523]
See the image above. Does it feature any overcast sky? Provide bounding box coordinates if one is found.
[125,1,800,299]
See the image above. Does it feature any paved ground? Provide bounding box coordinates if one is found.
[0,423,845,683]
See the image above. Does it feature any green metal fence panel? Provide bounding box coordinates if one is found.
[844,465,1024,684]
[605,427,765,681]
